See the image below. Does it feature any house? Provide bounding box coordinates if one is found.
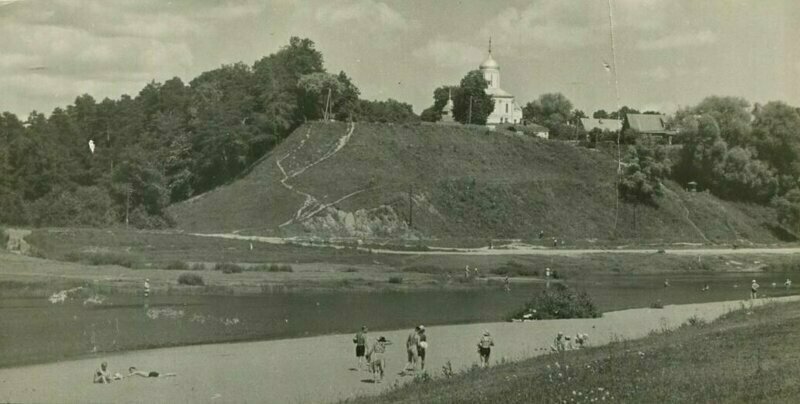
[580,118,623,133]
[624,113,677,144]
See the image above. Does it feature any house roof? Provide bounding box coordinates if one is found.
[626,113,671,133]
[580,118,622,132]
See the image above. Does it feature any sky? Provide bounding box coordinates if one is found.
[1,0,799,118]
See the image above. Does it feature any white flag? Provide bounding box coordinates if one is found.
[88,140,95,154]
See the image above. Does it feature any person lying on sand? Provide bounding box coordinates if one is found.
[127,367,177,378]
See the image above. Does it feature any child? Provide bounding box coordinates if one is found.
[94,362,112,384]
[367,337,391,383]
[477,330,494,368]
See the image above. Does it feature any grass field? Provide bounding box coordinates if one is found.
[343,300,800,403]
[169,121,787,244]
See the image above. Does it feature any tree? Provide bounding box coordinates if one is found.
[593,109,609,119]
[610,106,639,120]
[619,136,671,229]
[773,188,800,235]
[354,99,418,123]
[692,96,752,147]
[753,101,800,179]
[523,93,573,138]
[452,71,493,125]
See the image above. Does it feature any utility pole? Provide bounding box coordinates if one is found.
[125,184,131,228]
[468,96,474,125]
[407,185,413,227]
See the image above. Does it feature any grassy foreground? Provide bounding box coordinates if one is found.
[344,300,800,403]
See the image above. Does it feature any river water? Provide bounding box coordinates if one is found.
[1,272,795,368]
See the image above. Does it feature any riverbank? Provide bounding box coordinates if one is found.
[346,298,800,404]
[2,296,796,403]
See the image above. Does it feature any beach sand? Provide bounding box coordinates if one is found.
[2,296,795,404]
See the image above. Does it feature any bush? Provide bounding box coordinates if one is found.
[190,263,207,271]
[650,300,664,309]
[165,260,189,270]
[403,265,446,274]
[0,227,8,249]
[491,261,539,277]
[247,264,294,272]
[509,283,599,320]
[63,251,143,269]
[177,272,205,286]
[214,262,244,274]
[388,276,404,284]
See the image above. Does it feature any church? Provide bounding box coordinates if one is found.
[479,42,524,125]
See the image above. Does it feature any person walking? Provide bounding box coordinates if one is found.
[417,325,427,371]
[366,337,390,383]
[750,280,760,299]
[403,326,420,374]
[353,326,368,370]
[477,330,494,368]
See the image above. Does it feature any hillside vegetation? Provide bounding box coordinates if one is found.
[170,121,782,244]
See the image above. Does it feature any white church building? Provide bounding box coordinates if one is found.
[479,43,523,125]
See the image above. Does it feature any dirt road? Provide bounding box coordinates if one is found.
[194,232,800,257]
[2,296,795,404]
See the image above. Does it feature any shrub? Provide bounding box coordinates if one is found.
[214,262,244,274]
[190,263,206,271]
[177,272,205,286]
[0,227,8,249]
[62,251,143,269]
[491,261,539,277]
[165,260,189,270]
[388,276,404,284]
[508,283,599,320]
[268,264,293,272]
[403,265,445,274]
[650,300,664,309]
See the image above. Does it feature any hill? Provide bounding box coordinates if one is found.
[170,121,783,244]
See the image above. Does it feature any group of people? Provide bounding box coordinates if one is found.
[93,361,176,384]
[663,278,793,299]
[352,325,496,383]
[551,332,589,352]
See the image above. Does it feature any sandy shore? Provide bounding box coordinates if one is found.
[2,296,796,404]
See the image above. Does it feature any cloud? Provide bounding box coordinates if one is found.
[313,0,410,32]
[412,38,484,69]
[636,30,717,50]
[638,66,670,81]
[480,2,609,52]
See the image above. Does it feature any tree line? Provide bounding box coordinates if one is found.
[0,37,417,228]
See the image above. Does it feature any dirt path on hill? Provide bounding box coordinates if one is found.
[1,296,797,404]
[278,122,356,227]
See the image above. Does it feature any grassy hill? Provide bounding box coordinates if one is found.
[170,121,784,244]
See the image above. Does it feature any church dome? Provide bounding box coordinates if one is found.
[480,54,499,70]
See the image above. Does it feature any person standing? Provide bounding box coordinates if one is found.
[785,278,793,290]
[353,326,368,370]
[477,330,494,368]
[367,337,390,383]
[751,280,760,299]
[417,326,427,371]
[403,326,420,374]
[144,278,150,298]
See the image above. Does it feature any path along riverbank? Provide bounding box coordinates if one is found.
[2,296,797,403]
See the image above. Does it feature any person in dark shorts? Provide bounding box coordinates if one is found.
[477,330,494,368]
[417,325,427,371]
[403,326,420,374]
[353,325,368,370]
[127,367,176,378]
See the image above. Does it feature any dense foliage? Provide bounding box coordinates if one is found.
[509,283,599,320]
[0,37,417,228]
[421,70,494,125]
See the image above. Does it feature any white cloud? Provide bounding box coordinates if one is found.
[412,38,484,70]
[313,0,410,31]
[638,66,670,81]
[636,30,717,50]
